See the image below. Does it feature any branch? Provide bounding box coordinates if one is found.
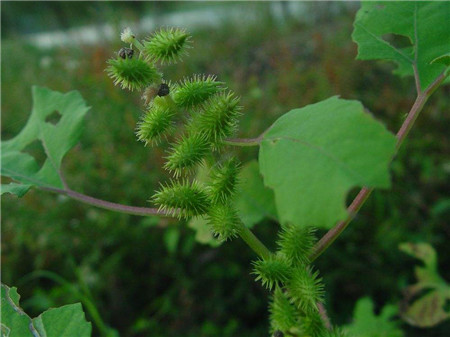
[310,70,447,261]
[40,185,172,217]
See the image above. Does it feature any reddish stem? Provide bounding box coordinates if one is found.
[310,71,447,261]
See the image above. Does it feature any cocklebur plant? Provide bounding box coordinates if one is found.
[2,2,449,336]
[106,27,333,336]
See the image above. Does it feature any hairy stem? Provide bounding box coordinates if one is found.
[310,70,448,261]
[237,221,272,259]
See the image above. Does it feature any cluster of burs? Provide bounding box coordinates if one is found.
[107,28,343,337]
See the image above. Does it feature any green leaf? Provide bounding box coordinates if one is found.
[352,2,450,89]
[1,285,30,337]
[1,283,92,337]
[431,52,450,67]
[1,87,90,196]
[234,160,277,228]
[345,297,403,337]
[259,97,396,229]
[33,304,92,337]
[1,183,32,197]
[399,242,450,327]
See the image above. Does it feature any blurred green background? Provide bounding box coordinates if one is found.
[2,2,449,336]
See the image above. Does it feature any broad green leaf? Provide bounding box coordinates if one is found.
[1,283,92,337]
[259,97,396,229]
[352,2,450,89]
[1,86,89,196]
[345,297,403,337]
[399,242,450,327]
[234,160,277,228]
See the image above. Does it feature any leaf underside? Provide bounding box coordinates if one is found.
[399,243,450,327]
[352,1,450,89]
[1,87,89,197]
[259,96,396,229]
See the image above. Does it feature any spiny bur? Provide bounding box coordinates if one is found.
[252,255,292,290]
[206,202,240,242]
[189,91,242,146]
[287,266,324,315]
[152,179,210,218]
[208,157,240,204]
[106,57,161,91]
[277,225,316,266]
[164,133,210,177]
[172,75,224,108]
[136,96,177,145]
[322,328,349,337]
[269,287,298,334]
[144,27,192,64]
[298,310,326,337]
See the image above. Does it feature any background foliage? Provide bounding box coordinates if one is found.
[2,2,449,337]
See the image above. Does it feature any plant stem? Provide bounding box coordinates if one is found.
[40,185,274,259]
[309,187,372,261]
[317,302,332,331]
[310,70,448,261]
[224,125,272,147]
[224,136,262,147]
[132,38,145,53]
[41,186,171,217]
[237,222,272,259]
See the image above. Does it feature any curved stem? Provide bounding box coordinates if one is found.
[39,184,274,257]
[40,185,171,217]
[310,70,447,261]
[310,187,372,261]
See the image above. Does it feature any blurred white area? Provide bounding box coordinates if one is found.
[26,2,357,49]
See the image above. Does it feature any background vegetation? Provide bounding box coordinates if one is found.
[2,2,449,336]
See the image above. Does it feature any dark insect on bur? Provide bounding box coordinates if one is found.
[157,83,170,97]
[118,47,134,59]
[273,331,284,337]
